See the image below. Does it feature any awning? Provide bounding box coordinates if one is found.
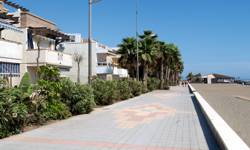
[29,27,70,41]
[0,19,22,32]
[2,0,29,12]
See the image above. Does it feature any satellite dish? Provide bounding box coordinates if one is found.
[56,43,65,52]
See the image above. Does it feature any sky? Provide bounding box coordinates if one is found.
[13,0,250,79]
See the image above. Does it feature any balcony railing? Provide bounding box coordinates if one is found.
[96,66,128,78]
[26,49,72,67]
[0,39,23,63]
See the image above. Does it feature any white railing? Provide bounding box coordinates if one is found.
[96,66,113,74]
[26,49,72,67]
[96,66,128,78]
[0,40,23,63]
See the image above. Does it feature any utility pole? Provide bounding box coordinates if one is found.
[136,0,139,81]
[88,0,101,84]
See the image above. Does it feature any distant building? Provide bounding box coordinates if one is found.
[202,73,235,84]
[96,44,128,80]
[62,38,128,83]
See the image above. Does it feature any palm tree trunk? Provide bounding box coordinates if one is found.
[143,64,148,87]
[160,59,164,89]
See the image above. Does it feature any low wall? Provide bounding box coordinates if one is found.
[188,84,249,150]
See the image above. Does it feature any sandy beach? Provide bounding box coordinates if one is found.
[192,83,250,147]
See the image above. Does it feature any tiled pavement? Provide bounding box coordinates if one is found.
[0,87,219,150]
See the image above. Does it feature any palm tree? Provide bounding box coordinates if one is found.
[117,30,184,88]
[154,41,166,89]
[139,30,158,86]
[171,54,183,85]
[186,72,194,81]
[117,37,137,78]
[163,43,176,84]
[73,52,83,83]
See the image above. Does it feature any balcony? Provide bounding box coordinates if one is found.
[96,65,113,74]
[96,65,128,78]
[26,49,72,67]
[0,39,23,63]
[113,67,128,78]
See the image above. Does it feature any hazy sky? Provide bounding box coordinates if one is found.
[14,0,250,79]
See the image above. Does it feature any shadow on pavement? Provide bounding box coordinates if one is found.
[191,96,220,150]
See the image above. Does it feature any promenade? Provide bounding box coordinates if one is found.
[0,87,219,150]
[192,84,250,147]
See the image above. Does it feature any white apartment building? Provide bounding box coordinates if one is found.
[1,1,73,85]
[0,20,24,86]
[62,37,128,83]
[0,1,127,86]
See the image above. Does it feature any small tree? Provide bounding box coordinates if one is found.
[186,72,194,81]
[73,52,83,83]
[19,72,31,92]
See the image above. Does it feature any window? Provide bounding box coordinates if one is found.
[0,62,20,77]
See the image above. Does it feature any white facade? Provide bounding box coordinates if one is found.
[61,40,97,84]
[61,38,128,83]
[0,40,23,63]
[25,49,72,67]
[0,26,26,86]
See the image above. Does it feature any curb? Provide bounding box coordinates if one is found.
[188,84,250,150]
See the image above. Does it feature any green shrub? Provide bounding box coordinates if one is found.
[19,72,31,92]
[147,77,160,91]
[91,79,117,105]
[0,88,28,138]
[40,100,71,120]
[38,65,60,82]
[127,80,145,96]
[60,79,95,114]
[163,82,170,90]
[0,78,8,89]
[116,80,132,100]
[29,66,68,122]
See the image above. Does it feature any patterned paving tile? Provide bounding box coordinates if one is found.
[0,87,219,150]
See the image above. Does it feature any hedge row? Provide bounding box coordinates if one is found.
[0,66,166,139]
[0,66,95,138]
[91,79,147,105]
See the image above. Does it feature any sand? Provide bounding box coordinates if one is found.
[192,83,250,147]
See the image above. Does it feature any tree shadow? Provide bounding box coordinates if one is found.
[191,96,220,150]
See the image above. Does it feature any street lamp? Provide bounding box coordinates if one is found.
[88,0,101,84]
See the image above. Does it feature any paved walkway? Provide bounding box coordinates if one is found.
[0,87,219,150]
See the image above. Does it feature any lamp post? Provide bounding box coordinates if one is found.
[88,0,101,84]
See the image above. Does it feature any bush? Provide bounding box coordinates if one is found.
[116,80,132,100]
[29,66,70,122]
[91,79,117,105]
[147,77,160,91]
[127,80,145,96]
[38,65,60,82]
[60,79,95,114]
[0,88,28,138]
[0,78,8,89]
[19,72,31,92]
[163,82,170,90]
[40,100,71,121]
